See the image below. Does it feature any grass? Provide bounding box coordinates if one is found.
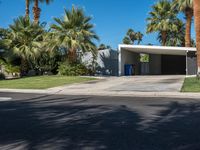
[0,76,97,89]
[181,77,200,92]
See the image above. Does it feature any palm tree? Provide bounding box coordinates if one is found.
[122,29,137,45]
[98,44,106,50]
[158,19,185,47]
[50,7,99,63]
[127,29,137,44]
[193,0,200,75]
[173,0,193,47]
[25,0,30,18]
[122,36,131,44]
[147,0,178,46]
[4,17,44,75]
[32,0,53,24]
[98,44,111,50]
[122,37,131,45]
[136,32,143,45]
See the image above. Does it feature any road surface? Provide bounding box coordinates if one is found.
[0,92,199,150]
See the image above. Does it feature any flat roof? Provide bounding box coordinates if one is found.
[119,44,197,56]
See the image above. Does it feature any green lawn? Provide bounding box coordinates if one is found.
[0,76,97,89]
[181,77,200,92]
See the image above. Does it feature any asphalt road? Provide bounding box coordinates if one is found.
[0,92,200,150]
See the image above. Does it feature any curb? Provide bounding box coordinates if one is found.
[1,89,200,99]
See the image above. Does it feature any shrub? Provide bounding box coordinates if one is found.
[0,73,5,80]
[4,64,20,77]
[57,62,89,76]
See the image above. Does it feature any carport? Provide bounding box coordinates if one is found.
[118,45,197,76]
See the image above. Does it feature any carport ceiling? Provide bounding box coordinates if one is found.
[119,44,197,56]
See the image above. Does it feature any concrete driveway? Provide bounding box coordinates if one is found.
[109,75,185,92]
[53,75,185,95]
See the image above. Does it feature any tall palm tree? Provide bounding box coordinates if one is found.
[122,29,137,45]
[136,32,143,45]
[50,7,99,63]
[4,17,44,75]
[193,0,200,75]
[25,0,30,18]
[33,0,53,24]
[158,19,185,47]
[173,0,193,47]
[147,0,178,46]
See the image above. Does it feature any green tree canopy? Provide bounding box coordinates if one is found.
[3,17,45,74]
[50,6,99,63]
[147,0,178,46]
[122,29,143,45]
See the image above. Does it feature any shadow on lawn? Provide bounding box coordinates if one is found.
[0,95,200,150]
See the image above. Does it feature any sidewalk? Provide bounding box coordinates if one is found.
[0,82,200,99]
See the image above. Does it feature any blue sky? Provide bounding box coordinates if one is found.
[0,0,196,49]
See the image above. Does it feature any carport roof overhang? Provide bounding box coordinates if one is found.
[118,44,197,56]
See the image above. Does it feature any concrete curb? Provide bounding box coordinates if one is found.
[0,88,200,99]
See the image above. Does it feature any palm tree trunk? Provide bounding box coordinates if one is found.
[33,0,41,24]
[194,0,200,76]
[161,31,167,46]
[20,58,28,76]
[25,0,30,18]
[185,10,193,47]
[68,49,77,63]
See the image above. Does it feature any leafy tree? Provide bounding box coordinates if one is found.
[4,17,44,75]
[0,28,10,60]
[50,6,99,63]
[172,0,193,47]
[33,51,61,74]
[147,0,178,46]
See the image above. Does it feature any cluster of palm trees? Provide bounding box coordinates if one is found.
[147,0,200,75]
[147,0,194,47]
[0,2,99,75]
[123,29,143,45]
[1,0,200,76]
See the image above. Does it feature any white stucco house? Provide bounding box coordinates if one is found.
[82,44,197,76]
[118,44,197,76]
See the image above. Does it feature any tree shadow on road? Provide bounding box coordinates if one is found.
[0,95,200,150]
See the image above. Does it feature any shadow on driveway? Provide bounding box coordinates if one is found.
[0,94,200,150]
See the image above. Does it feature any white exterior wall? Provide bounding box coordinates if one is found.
[119,49,140,76]
[82,49,118,76]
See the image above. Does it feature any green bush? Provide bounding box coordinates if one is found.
[4,64,20,77]
[0,73,5,80]
[57,62,89,76]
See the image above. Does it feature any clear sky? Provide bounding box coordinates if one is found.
[0,0,196,49]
